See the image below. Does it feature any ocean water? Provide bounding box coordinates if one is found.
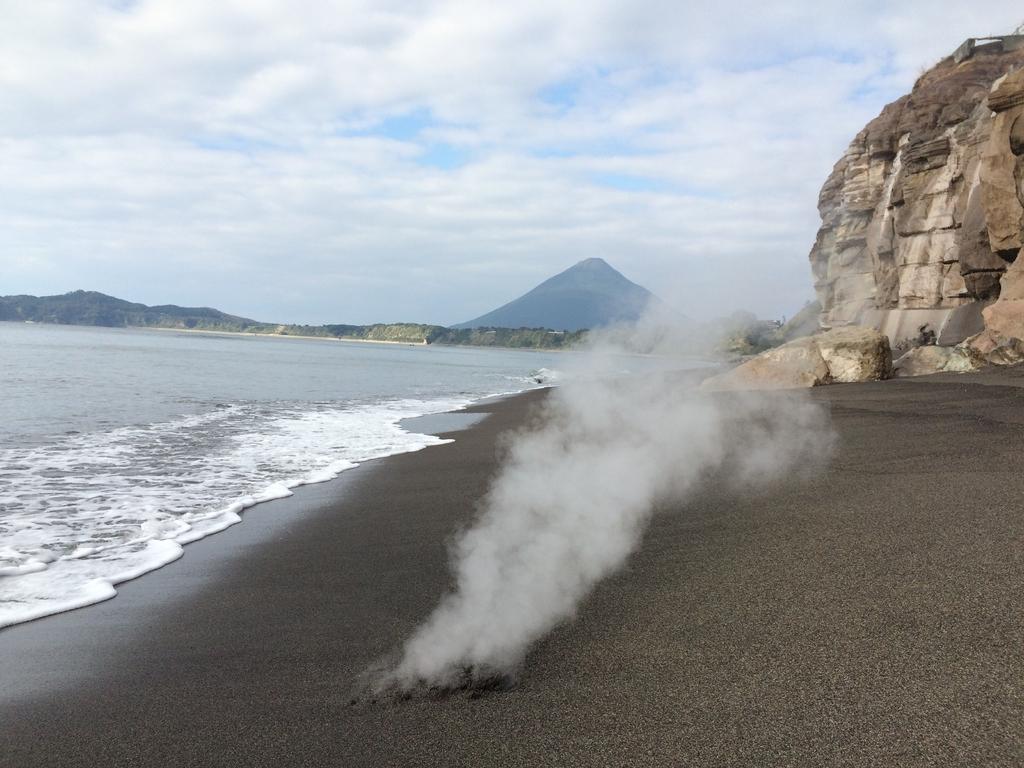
[0,323,565,629]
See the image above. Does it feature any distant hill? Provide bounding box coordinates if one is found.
[453,258,658,332]
[0,290,259,331]
[0,291,584,349]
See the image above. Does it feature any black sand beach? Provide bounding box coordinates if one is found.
[3,377,1024,766]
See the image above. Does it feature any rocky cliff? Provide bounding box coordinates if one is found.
[810,32,1024,352]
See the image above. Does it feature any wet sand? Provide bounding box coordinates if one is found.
[3,376,1024,766]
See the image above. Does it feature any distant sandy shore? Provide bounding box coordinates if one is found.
[3,374,1024,765]
[131,324,575,353]
[131,324,427,346]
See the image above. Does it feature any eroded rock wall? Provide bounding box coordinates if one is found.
[810,41,1024,348]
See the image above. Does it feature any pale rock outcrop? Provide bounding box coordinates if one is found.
[963,327,1024,364]
[893,345,984,377]
[702,327,891,390]
[817,327,894,382]
[703,337,830,390]
[810,33,1024,360]
[985,337,1024,365]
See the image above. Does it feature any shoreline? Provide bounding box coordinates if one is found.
[6,320,583,352]
[5,375,1024,765]
[0,388,545,704]
[136,324,579,354]
[3,319,426,347]
[130,324,428,346]
[7,319,725,358]
[0,383,540,633]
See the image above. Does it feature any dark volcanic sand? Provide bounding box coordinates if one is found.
[3,376,1024,767]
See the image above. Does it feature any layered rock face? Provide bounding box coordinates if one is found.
[810,36,1024,350]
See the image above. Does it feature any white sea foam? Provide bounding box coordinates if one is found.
[0,395,484,629]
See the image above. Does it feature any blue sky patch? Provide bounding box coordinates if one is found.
[588,171,722,198]
[373,109,433,141]
[418,143,470,170]
[190,135,280,154]
[538,79,583,110]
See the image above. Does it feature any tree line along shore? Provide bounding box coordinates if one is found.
[0,290,586,350]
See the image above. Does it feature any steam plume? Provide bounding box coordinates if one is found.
[372,356,833,693]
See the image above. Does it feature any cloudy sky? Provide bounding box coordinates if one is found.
[3,1,1023,325]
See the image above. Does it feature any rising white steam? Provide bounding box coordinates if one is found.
[373,352,834,693]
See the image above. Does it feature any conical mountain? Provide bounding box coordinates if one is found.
[453,258,657,331]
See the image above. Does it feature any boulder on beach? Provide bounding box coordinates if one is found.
[893,345,984,377]
[815,327,894,383]
[963,327,1024,365]
[701,326,892,390]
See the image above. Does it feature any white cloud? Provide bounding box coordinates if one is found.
[1,0,1022,323]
